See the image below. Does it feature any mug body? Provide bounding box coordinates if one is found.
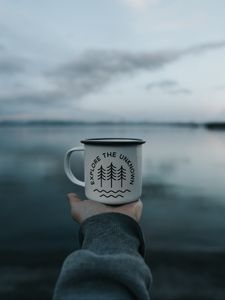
[82,138,144,204]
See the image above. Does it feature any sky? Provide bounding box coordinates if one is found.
[0,0,225,122]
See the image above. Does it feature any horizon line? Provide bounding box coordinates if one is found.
[0,120,224,129]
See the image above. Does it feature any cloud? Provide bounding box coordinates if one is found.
[51,40,224,99]
[0,58,26,75]
[0,39,224,118]
[146,80,177,90]
[49,49,179,99]
[146,79,192,95]
[167,88,192,95]
[0,44,27,76]
[0,38,25,75]
[183,40,225,55]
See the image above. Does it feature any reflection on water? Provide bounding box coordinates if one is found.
[0,125,225,251]
[1,125,225,300]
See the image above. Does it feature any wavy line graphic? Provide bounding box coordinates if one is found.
[99,194,124,198]
[94,189,131,193]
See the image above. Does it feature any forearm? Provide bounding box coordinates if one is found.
[53,213,152,300]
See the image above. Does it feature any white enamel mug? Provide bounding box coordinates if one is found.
[64,138,145,205]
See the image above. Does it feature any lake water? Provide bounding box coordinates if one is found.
[1,124,225,300]
[0,124,225,251]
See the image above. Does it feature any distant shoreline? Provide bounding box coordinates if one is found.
[0,120,225,129]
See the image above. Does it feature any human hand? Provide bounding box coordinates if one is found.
[67,193,143,224]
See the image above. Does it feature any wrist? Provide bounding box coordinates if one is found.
[79,212,145,256]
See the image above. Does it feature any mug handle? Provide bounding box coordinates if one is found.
[64,147,85,187]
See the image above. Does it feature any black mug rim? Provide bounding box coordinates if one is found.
[81,138,146,145]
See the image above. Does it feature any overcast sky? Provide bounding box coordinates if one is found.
[0,0,225,122]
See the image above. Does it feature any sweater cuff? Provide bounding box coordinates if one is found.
[78,213,145,257]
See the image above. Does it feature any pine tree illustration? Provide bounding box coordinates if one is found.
[117,165,126,187]
[97,165,106,187]
[107,162,117,188]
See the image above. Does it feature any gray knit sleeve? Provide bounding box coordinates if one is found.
[53,213,152,300]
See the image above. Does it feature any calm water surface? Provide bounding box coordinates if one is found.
[0,125,225,251]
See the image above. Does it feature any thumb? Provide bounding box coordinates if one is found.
[67,193,81,206]
[67,193,82,223]
[134,199,143,221]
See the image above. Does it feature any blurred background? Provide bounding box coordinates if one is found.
[0,1,225,299]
